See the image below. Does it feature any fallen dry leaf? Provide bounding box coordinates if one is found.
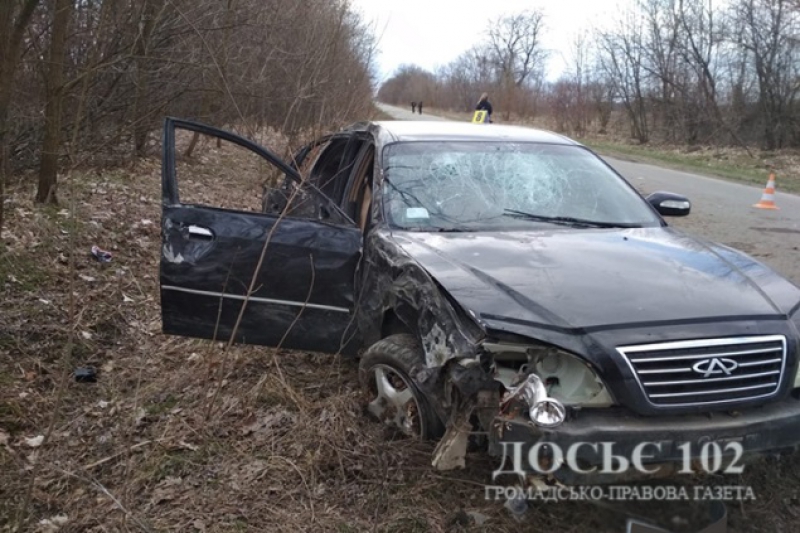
[25,435,45,448]
[37,514,69,532]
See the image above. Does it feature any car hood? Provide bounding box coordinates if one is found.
[393,227,800,332]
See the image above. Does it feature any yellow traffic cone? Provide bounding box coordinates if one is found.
[753,173,779,210]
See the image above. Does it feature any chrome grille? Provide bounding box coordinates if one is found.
[617,335,787,407]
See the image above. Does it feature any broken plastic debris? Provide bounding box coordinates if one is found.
[504,489,528,520]
[38,514,69,532]
[135,407,148,426]
[74,367,97,383]
[25,435,45,448]
[467,511,489,526]
[91,245,113,263]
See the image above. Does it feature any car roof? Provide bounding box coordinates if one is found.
[349,120,580,145]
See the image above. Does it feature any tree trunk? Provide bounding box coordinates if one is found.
[36,0,73,204]
[0,143,6,242]
[0,79,8,240]
[0,0,41,234]
[132,0,159,159]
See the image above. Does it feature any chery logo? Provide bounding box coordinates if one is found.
[692,358,739,378]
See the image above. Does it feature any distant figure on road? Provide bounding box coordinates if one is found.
[476,93,493,123]
[418,101,424,114]
[411,101,417,113]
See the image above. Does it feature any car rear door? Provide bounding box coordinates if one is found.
[160,118,362,355]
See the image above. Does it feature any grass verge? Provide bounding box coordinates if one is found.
[583,139,800,194]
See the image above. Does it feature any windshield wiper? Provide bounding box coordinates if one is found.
[384,165,419,172]
[503,208,641,228]
[393,226,471,233]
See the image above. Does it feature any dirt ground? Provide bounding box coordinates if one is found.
[2,135,800,533]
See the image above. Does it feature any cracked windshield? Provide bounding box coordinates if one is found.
[384,142,661,231]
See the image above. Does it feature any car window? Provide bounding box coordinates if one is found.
[343,143,375,231]
[288,133,341,174]
[307,137,356,205]
[172,126,348,224]
[382,142,662,231]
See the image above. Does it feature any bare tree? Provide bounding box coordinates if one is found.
[0,0,40,155]
[561,31,592,135]
[734,0,800,149]
[375,0,799,151]
[598,7,651,143]
[35,0,74,204]
[487,10,547,120]
[675,0,755,152]
[377,64,438,106]
[0,0,41,233]
[589,76,615,134]
[2,0,378,211]
[438,46,495,112]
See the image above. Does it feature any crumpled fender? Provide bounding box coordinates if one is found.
[355,230,485,367]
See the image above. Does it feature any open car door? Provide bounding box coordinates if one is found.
[160,118,362,355]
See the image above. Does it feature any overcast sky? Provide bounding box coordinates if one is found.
[351,0,626,84]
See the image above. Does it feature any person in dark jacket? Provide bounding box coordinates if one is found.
[411,101,417,113]
[476,93,493,123]
[418,101,423,114]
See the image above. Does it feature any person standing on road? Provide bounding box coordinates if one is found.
[476,93,493,123]
[411,101,417,113]
[418,101,424,114]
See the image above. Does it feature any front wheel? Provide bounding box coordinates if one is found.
[358,334,444,440]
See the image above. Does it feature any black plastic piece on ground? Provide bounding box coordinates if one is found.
[74,367,97,383]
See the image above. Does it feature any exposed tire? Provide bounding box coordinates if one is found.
[359,334,445,440]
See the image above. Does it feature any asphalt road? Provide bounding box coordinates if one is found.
[376,102,800,284]
[379,102,449,121]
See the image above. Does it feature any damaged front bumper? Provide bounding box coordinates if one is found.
[492,398,800,485]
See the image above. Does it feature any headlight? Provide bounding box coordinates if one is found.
[501,373,568,427]
[532,350,615,407]
[486,343,615,408]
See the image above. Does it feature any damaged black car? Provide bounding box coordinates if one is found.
[159,118,800,485]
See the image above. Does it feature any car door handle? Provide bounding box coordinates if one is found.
[187,225,213,240]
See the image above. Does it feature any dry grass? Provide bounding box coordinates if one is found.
[1,131,800,533]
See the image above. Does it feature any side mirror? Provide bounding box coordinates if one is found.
[646,191,691,217]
